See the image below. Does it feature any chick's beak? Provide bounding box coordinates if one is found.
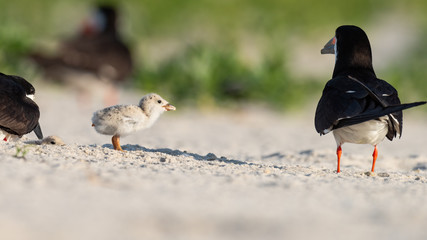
[163,104,176,111]
[321,36,336,54]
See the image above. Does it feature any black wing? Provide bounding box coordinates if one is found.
[315,75,403,135]
[0,75,41,137]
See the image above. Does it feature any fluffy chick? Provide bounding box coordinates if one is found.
[91,93,175,151]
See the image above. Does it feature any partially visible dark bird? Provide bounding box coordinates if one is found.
[29,4,133,106]
[315,25,426,173]
[0,72,43,141]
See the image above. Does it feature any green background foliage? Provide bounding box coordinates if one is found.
[1,0,426,110]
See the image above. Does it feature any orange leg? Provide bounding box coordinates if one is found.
[112,135,124,151]
[336,145,342,173]
[371,145,378,172]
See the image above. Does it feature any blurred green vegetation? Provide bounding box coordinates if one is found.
[136,44,322,109]
[1,0,426,110]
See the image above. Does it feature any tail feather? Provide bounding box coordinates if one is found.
[28,53,61,69]
[335,101,426,129]
[33,123,44,140]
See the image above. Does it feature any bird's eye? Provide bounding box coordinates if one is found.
[51,141,56,145]
[157,100,162,104]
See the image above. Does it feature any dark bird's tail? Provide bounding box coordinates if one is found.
[33,123,44,140]
[335,101,426,129]
[27,53,60,69]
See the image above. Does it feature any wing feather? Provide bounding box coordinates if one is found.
[0,75,40,136]
[315,74,404,138]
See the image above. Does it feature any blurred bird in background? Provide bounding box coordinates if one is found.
[29,4,133,108]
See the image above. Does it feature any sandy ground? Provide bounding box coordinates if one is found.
[1,84,427,240]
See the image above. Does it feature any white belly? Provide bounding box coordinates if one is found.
[333,117,389,146]
[92,105,161,137]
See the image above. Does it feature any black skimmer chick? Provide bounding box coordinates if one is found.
[0,72,43,141]
[29,4,132,106]
[26,135,65,146]
[315,25,426,173]
[91,93,176,151]
[39,136,65,145]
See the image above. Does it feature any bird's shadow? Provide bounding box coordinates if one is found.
[98,143,251,166]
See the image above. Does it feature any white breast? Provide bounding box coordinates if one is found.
[332,116,389,146]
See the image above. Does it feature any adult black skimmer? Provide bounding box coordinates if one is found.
[315,25,426,173]
[0,72,43,141]
[29,4,133,106]
[91,93,176,151]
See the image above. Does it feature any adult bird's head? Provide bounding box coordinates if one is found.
[82,4,118,36]
[321,25,374,77]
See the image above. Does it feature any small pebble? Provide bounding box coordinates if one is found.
[364,172,375,177]
[377,173,390,178]
[205,153,217,161]
[363,172,389,177]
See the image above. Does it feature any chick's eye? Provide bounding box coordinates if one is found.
[157,100,162,104]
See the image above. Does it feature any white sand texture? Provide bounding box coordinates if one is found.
[1,84,427,240]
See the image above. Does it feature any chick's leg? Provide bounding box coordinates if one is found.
[112,135,124,151]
